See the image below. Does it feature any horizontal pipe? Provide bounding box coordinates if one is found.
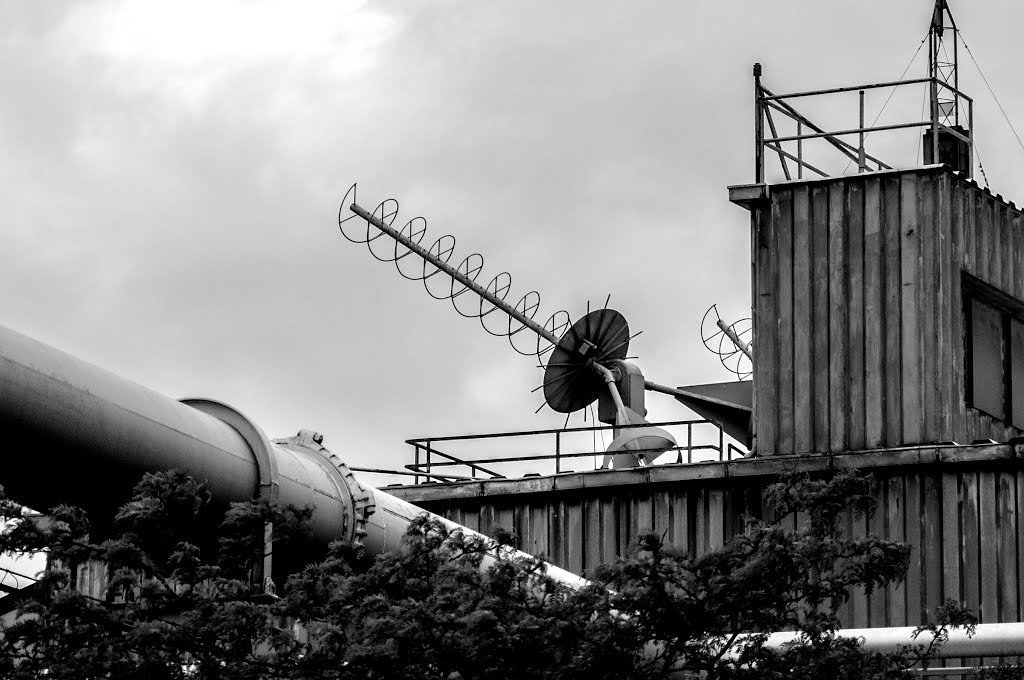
[760,622,1024,659]
[0,324,260,516]
[363,487,586,588]
[760,77,932,101]
[405,417,708,444]
[0,322,586,589]
[766,120,931,144]
[0,324,352,551]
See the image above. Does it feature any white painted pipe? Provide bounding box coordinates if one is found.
[761,622,1024,659]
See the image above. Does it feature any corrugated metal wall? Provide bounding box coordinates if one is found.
[437,481,759,577]
[399,449,1024,628]
[753,167,1024,456]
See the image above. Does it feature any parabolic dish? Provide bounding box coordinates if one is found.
[542,308,631,413]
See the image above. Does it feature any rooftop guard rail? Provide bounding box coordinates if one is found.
[754,65,973,181]
[351,419,747,485]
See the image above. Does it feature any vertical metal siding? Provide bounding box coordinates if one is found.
[420,461,1024,627]
[754,167,1024,455]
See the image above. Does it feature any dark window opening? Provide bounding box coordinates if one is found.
[970,298,1005,419]
[1012,319,1024,427]
[964,273,1024,429]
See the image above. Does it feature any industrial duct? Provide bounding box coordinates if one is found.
[0,322,584,587]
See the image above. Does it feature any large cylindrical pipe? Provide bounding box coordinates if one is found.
[363,484,586,587]
[0,324,259,516]
[0,323,586,588]
[0,324,349,549]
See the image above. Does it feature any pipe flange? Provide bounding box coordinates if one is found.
[180,398,280,502]
[273,430,375,548]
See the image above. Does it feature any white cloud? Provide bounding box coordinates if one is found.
[57,0,397,100]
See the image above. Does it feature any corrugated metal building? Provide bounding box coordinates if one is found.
[390,165,1024,629]
[754,166,1024,455]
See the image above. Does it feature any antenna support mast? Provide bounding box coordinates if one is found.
[924,0,972,176]
[928,0,960,129]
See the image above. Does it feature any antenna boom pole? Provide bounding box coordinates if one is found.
[349,202,561,347]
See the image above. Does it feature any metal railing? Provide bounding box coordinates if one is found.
[363,419,749,485]
[754,64,973,182]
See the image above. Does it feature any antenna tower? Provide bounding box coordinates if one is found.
[928,0,960,130]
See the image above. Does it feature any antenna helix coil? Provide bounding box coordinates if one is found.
[701,304,753,381]
[338,184,571,360]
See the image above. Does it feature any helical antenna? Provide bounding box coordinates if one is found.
[700,304,753,380]
[338,184,572,360]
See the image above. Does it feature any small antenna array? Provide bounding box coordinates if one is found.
[701,305,753,381]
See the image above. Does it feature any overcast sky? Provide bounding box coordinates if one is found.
[3,1,1024,483]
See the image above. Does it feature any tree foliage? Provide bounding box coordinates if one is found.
[0,469,1013,679]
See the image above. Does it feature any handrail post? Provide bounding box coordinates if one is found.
[797,119,803,179]
[858,90,866,173]
[930,77,940,165]
[414,444,420,485]
[426,441,432,482]
[555,431,561,474]
[719,423,725,462]
[688,424,693,464]
[754,63,764,183]
[969,97,974,176]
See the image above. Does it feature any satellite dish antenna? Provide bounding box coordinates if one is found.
[537,305,676,468]
[540,307,630,414]
[337,184,689,467]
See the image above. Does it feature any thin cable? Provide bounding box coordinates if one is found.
[842,32,928,173]
[974,138,990,188]
[961,36,1024,157]
[872,33,928,127]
